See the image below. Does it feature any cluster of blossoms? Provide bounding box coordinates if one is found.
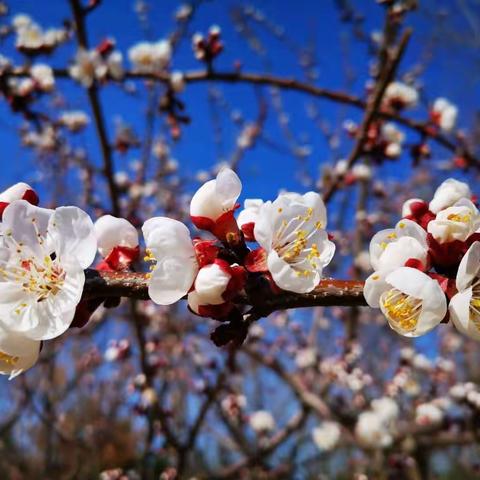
[143,167,335,331]
[69,40,124,88]
[128,39,171,74]
[365,178,480,341]
[0,167,337,374]
[12,13,68,54]
[341,82,458,169]
[354,397,399,448]
[382,81,458,134]
[0,55,55,114]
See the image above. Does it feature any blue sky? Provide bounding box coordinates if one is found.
[1,0,479,207]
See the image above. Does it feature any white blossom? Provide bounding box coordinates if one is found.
[364,267,447,337]
[249,410,275,432]
[58,111,90,132]
[432,98,458,132]
[30,64,55,92]
[371,397,399,423]
[0,200,97,341]
[381,123,405,158]
[415,402,443,426]
[312,422,341,451]
[170,71,185,93]
[449,242,480,341]
[128,40,171,73]
[0,326,40,378]
[295,347,317,369]
[190,168,241,224]
[355,411,393,448]
[384,81,418,108]
[254,192,335,293]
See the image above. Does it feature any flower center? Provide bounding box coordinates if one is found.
[447,212,471,223]
[274,206,323,266]
[469,279,480,331]
[21,256,66,301]
[380,289,421,332]
[0,224,66,308]
[0,351,19,366]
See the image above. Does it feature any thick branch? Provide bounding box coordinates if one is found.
[82,270,366,308]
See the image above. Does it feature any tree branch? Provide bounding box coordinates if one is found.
[69,0,121,216]
[9,66,479,169]
[82,270,367,309]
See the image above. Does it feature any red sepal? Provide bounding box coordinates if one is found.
[99,245,140,271]
[404,201,435,230]
[97,38,115,56]
[0,188,39,219]
[245,247,268,273]
[241,222,256,242]
[404,258,426,271]
[191,207,242,245]
[223,264,247,301]
[0,202,8,219]
[427,234,469,270]
[22,188,39,206]
[429,110,441,126]
[428,273,457,300]
[196,301,234,320]
[193,239,219,267]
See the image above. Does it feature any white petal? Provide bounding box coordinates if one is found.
[148,256,198,305]
[395,219,427,247]
[189,180,221,219]
[49,207,97,269]
[253,200,274,249]
[302,191,327,227]
[377,236,427,272]
[237,198,263,228]
[142,217,195,260]
[0,326,40,357]
[187,290,202,314]
[429,178,471,213]
[369,228,396,271]
[194,263,230,304]
[363,271,390,307]
[449,289,480,341]
[0,333,39,378]
[24,265,85,340]
[386,267,446,336]
[94,215,139,257]
[0,282,38,333]
[267,249,317,293]
[215,168,242,211]
[2,200,53,254]
[457,242,480,291]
